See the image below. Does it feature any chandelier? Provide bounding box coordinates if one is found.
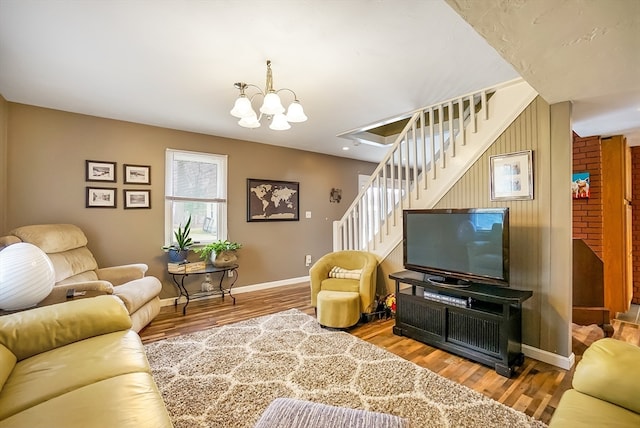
[230,60,307,130]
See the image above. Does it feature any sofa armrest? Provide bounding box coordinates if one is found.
[573,338,640,414]
[0,295,132,361]
[97,263,148,286]
[54,280,114,294]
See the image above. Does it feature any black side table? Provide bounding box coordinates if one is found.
[170,264,239,315]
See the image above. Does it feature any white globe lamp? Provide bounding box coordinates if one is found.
[0,243,55,310]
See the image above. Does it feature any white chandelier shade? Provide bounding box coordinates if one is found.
[230,95,253,119]
[260,92,285,115]
[286,100,308,123]
[270,113,291,131]
[238,113,260,129]
[230,60,307,130]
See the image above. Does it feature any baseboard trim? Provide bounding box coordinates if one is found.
[160,276,310,307]
[522,344,575,370]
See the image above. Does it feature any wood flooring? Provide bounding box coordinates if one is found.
[139,282,640,426]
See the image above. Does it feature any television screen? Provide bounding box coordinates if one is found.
[403,208,509,286]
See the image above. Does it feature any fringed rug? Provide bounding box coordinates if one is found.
[145,309,547,428]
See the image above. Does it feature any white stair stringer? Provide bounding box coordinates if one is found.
[333,79,538,261]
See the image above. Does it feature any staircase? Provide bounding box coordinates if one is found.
[333,79,538,259]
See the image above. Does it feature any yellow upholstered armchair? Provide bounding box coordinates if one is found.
[309,250,378,328]
[0,224,161,332]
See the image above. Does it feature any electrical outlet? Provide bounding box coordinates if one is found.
[305,255,312,266]
[228,270,234,277]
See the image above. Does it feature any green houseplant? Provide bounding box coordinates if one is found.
[195,239,242,267]
[163,215,193,263]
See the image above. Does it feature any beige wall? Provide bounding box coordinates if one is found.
[379,97,573,357]
[0,95,7,233]
[3,103,376,298]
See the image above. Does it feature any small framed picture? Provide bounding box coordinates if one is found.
[124,164,151,185]
[490,150,534,201]
[572,172,590,199]
[86,160,116,182]
[86,187,117,208]
[124,189,151,209]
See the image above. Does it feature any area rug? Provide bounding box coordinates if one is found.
[145,309,547,428]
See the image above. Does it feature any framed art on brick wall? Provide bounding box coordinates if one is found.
[572,172,590,199]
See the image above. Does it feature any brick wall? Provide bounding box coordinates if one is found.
[632,146,640,304]
[572,134,603,258]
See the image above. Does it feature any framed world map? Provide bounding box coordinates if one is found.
[247,178,299,222]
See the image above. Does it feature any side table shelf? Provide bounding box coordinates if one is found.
[170,264,239,315]
[390,270,532,377]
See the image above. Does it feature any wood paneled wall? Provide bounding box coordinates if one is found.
[380,97,573,357]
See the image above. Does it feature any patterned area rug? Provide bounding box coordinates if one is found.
[145,309,547,428]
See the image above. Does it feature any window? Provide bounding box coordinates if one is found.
[165,149,227,247]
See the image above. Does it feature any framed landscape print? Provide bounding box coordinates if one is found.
[124,189,151,209]
[86,160,116,182]
[124,164,151,185]
[489,150,533,201]
[247,178,299,221]
[86,187,117,208]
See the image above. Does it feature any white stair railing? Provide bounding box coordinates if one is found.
[333,79,538,258]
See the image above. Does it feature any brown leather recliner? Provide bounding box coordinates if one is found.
[0,224,161,332]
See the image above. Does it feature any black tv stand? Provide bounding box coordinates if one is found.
[390,270,533,377]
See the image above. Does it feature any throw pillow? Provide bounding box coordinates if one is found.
[328,266,362,280]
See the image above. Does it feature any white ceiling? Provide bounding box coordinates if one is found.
[0,0,638,164]
[447,0,640,146]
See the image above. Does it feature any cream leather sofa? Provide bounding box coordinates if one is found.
[549,338,640,427]
[0,296,173,427]
[0,224,161,332]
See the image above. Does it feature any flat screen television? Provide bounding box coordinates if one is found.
[403,208,509,287]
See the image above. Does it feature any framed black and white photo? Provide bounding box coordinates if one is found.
[247,178,299,222]
[86,160,116,182]
[123,164,151,185]
[124,189,151,209]
[86,187,117,208]
[490,150,533,201]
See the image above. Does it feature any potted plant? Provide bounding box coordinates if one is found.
[163,215,193,263]
[195,239,242,267]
